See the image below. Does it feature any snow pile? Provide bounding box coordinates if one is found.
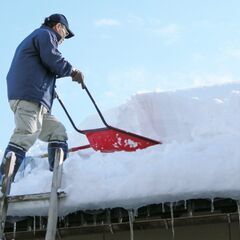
[2,83,240,216]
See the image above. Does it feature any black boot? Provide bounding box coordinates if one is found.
[0,143,26,186]
[48,140,68,171]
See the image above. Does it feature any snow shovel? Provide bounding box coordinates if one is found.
[56,83,161,153]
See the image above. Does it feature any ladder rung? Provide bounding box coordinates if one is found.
[6,191,66,203]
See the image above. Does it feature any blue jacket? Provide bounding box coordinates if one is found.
[7,25,73,110]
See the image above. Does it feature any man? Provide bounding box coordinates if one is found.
[0,13,84,185]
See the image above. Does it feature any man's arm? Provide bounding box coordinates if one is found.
[36,30,72,77]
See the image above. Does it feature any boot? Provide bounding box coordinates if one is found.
[48,140,68,171]
[0,143,26,186]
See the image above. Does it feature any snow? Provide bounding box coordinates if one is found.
[1,83,240,216]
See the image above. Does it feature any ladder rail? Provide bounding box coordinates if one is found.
[45,148,64,240]
[0,152,16,240]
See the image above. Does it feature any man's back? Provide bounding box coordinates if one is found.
[7,26,72,110]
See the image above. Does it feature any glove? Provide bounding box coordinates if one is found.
[71,68,85,88]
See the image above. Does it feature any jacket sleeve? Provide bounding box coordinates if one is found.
[36,30,73,78]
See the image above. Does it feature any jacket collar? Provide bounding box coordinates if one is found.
[41,25,62,42]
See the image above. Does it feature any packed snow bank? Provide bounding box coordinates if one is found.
[2,83,240,216]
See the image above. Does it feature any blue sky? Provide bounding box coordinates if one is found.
[1,0,240,151]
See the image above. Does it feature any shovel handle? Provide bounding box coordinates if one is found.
[82,84,110,128]
[35,144,92,158]
[81,82,86,89]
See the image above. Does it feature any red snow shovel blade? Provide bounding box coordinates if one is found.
[83,127,161,153]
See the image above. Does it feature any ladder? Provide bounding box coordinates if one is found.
[0,152,16,240]
[0,148,64,240]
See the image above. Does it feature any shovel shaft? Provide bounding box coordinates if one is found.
[38,144,91,158]
[83,85,110,128]
[55,93,85,134]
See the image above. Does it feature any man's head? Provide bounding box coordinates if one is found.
[43,14,74,43]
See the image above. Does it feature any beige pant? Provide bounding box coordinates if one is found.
[9,100,68,151]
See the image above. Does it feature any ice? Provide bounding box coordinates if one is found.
[164,219,169,230]
[13,222,16,238]
[211,198,215,213]
[128,209,134,240]
[237,200,240,228]
[33,216,36,235]
[170,202,175,239]
[1,83,240,217]
[162,203,165,213]
[184,200,187,210]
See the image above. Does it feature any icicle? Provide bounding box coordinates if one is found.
[80,212,85,226]
[164,219,169,230]
[227,214,232,240]
[236,200,240,228]
[93,214,97,225]
[170,202,175,239]
[61,216,66,223]
[27,222,32,231]
[184,200,187,210]
[106,209,113,234]
[227,214,231,224]
[147,206,150,217]
[211,198,214,213]
[13,222,16,239]
[118,208,123,223]
[65,216,69,228]
[106,209,111,224]
[162,203,165,213]
[33,216,36,236]
[57,216,61,227]
[133,208,138,218]
[188,201,193,217]
[128,209,134,240]
[39,216,43,230]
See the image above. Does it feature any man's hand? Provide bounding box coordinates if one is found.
[71,68,84,88]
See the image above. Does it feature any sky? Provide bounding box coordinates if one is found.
[1,0,240,151]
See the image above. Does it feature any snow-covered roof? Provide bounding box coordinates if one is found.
[3,83,240,216]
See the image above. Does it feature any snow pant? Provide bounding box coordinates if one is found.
[0,100,68,183]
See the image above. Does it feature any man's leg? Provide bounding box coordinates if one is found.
[47,140,68,171]
[0,143,26,181]
[39,113,68,171]
[0,100,46,184]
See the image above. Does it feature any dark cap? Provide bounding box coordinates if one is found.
[44,13,74,39]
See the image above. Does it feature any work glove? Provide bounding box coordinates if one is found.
[71,68,85,89]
